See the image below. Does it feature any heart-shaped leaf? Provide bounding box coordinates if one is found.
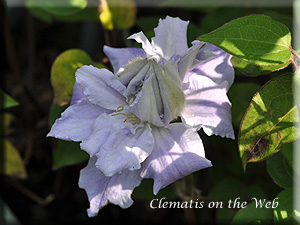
[239,74,300,170]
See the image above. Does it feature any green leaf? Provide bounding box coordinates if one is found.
[99,0,136,30]
[51,49,91,106]
[28,0,87,16]
[0,89,19,109]
[274,188,300,224]
[53,140,88,170]
[208,177,244,202]
[0,139,27,179]
[231,201,274,225]
[266,151,293,189]
[198,15,292,67]
[239,74,300,170]
[231,56,290,75]
[228,83,261,127]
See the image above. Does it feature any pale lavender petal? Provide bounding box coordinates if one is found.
[185,43,234,90]
[81,113,154,176]
[141,124,212,195]
[103,45,146,74]
[128,31,154,56]
[79,157,142,217]
[70,82,87,105]
[181,75,234,139]
[47,100,111,141]
[76,65,127,110]
[151,16,189,60]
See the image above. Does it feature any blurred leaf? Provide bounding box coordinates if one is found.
[51,49,91,106]
[266,151,293,189]
[208,177,244,202]
[239,74,300,170]
[281,141,294,170]
[217,208,236,225]
[48,103,69,127]
[231,57,290,75]
[201,8,249,33]
[99,0,136,30]
[274,188,299,224]
[0,139,27,179]
[0,113,14,135]
[53,140,88,170]
[198,15,292,68]
[0,89,19,109]
[27,0,87,16]
[228,82,261,127]
[132,178,177,201]
[230,201,274,225]
[27,2,99,22]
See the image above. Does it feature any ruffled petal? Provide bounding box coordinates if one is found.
[127,60,185,127]
[181,75,235,139]
[141,123,212,195]
[47,100,111,142]
[79,157,142,217]
[70,82,87,105]
[151,16,189,60]
[128,31,154,57]
[76,65,127,110]
[80,113,154,176]
[103,45,146,74]
[185,43,234,90]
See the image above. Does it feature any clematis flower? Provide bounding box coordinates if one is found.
[48,64,211,216]
[104,16,235,139]
[47,15,234,217]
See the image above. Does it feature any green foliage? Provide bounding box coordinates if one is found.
[266,151,293,189]
[228,83,261,127]
[230,201,274,225]
[274,189,300,224]
[239,74,300,170]
[99,0,136,30]
[132,178,177,201]
[0,139,27,179]
[0,89,19,109]
[51,49,92,106]
[198,15,292,73]
[53,140,88,170]
[27,0,87,16]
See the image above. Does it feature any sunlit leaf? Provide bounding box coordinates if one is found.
[198,15,292,67]
[266,151,293,189]
[0,139,27,179]
[51,49,91,106]
[0,89,19,109]
[274,189,299,224]
[53,140,88,170]
[231,56,290,75]
[239,74,300,170]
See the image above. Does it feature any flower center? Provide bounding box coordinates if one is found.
[111,106,141,125]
